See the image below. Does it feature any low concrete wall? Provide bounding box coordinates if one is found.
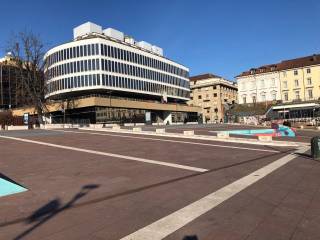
[186,122,198,125]
[124,123,145,127]
[89,124,104,129]
[124,123,135,127]
[172,122,184,125]
[7,125,28,130]
[152,123,165,126]
[43,124,82,129]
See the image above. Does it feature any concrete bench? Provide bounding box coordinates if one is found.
[258,135,272,142]
[156,128,166,134]
[132,127,142,132]
[217,132,230,139]
[183,130,194,136]
[112,125,121,130]
[7,125,28,130]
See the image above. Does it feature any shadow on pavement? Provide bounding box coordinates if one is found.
[183,235,199,239]
[1,148,293,231]
[14,184,99,240]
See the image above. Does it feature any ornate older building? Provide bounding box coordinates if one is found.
[236,54,320,104]
[188,74,237,123]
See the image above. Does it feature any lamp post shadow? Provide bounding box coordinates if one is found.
[14,184,100,240]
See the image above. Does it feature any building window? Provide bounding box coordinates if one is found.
[213,93,217,97]
[283,72,287,77]
[295,91,300,100]
[243,96,246,104]
[294,70,298,75]
[260,79,265,88]
[261,93,266,102]
[271,78,275,86]
[252,95,256,103]
[271,92,277,101]
[251,81,255,89]
[308,89,313,99]
[307,77,312,85]
[198,95,202,99]
[283,81,288,88]
[284,92,288,101]
[294,79,299,87]
[307,68,311,74]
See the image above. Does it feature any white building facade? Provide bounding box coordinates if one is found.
[44,22,190,103]
[237,70,281,104]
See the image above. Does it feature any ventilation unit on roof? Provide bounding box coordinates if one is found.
[136,41,152,51]
[124,36,135,45]
[103,28,124,41]
[151,45,163,56]
[312,54,318,61]
[73,22,103,39]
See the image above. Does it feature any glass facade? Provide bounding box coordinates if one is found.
[44,39,190,101]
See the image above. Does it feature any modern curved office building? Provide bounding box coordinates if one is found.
[45,22,190,102]
[43,22,199,124]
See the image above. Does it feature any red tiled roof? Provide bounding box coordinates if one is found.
[236,54,320,78]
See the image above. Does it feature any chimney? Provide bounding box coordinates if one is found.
[312,54,317,61]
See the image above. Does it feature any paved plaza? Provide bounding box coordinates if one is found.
[0,124,319,240]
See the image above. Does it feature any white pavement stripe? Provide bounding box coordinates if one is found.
[120,146,309,240]
[0,135,208,173]
[53,129,281,153]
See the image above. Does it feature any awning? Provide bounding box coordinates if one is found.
[272,102,320,111]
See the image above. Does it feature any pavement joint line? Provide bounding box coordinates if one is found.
[0,135,208,173]
[119,146,309,240]
[78,127,303,147]
[53,129,283,154]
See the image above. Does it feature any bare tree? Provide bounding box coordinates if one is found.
[6,31,47,124]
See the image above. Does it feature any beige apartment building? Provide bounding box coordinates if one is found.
[188,74,237,123]
[237,54,320,104]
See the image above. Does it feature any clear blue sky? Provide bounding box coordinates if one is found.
[0,0,319,80]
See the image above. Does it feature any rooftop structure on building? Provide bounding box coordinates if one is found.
[72,22,164,57]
